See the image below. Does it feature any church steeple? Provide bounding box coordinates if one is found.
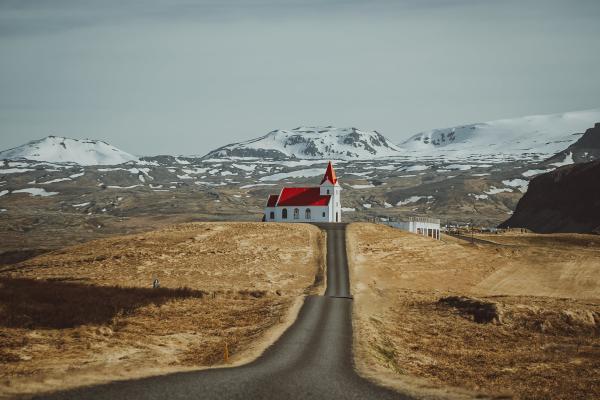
[320,161,338,185]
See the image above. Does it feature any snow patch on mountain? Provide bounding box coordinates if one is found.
[259,167,325,181]
[0,136,138,165]
[348,183,375,189]
[0,168,35,174]
[203,127,402,160]
[40,177,72,184]
[485,186,513,195]
[13,188,58,197]
[502,179,529,193]
[549,151,574,167]
[522,168,554,177]
[396,196,432,206]
[402,165,429,172]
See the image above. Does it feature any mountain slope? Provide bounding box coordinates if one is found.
[499,160,600,233]
[202,127,402,160]
[401,109,600,160]
[0,136,138,165]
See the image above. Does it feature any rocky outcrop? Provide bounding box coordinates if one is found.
[439,296,503,324]
[499,160,600,233]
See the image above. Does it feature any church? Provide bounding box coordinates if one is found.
[263,161,342,223]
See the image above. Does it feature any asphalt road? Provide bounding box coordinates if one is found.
[40,223,410,400]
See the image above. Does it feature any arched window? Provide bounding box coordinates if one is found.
[269,211,275,220]
[282,208,288,219]
[293,208,300,219]
[305,208,311,219]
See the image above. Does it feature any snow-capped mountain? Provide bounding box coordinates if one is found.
[202,110,600,163]
[202,127,402,160]
[401,109,600,161]
[0,136,138,165]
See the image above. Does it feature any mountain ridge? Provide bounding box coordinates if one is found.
[2,108,599,165]
[201,126,402,160]
[400,108,600,160]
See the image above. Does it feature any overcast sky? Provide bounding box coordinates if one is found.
[1,0,599,156]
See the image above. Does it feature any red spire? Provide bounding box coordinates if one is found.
[320,161,337,185]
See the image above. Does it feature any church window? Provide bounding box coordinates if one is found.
[282,208,288,219]
[305,208,311,219]
[293,208,300,219]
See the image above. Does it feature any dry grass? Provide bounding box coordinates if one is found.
[347,223,600,400]
[4,222,324,294]
[0,278,207,329]
[0,222,325,399]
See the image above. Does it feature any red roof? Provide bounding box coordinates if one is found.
[266,194,279,207]
[277,187,331,206]
[320,161,337,185]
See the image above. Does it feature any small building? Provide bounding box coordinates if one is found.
[264,161,342,223]
[385,216,441,240]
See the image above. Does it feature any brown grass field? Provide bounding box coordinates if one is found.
[0,222,325,399]
[347,223,600,400]
[3,220,599,399]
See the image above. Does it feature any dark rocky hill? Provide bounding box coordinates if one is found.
[499,160,600,233]
[544,122,600,165]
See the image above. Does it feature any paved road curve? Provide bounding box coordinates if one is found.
[41,223,409,400]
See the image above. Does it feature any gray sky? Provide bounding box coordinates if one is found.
[1,0,599,156]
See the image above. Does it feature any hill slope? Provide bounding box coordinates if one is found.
[202,127,402,160]
[499,160,600,233]
[0,136,138,165]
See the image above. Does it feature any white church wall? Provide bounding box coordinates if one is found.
[328,197,341,223]
[321,181,342,222]
[265,206,330,222]
[264,207,276,221]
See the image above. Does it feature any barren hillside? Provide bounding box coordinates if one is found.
[347,223,600,399]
